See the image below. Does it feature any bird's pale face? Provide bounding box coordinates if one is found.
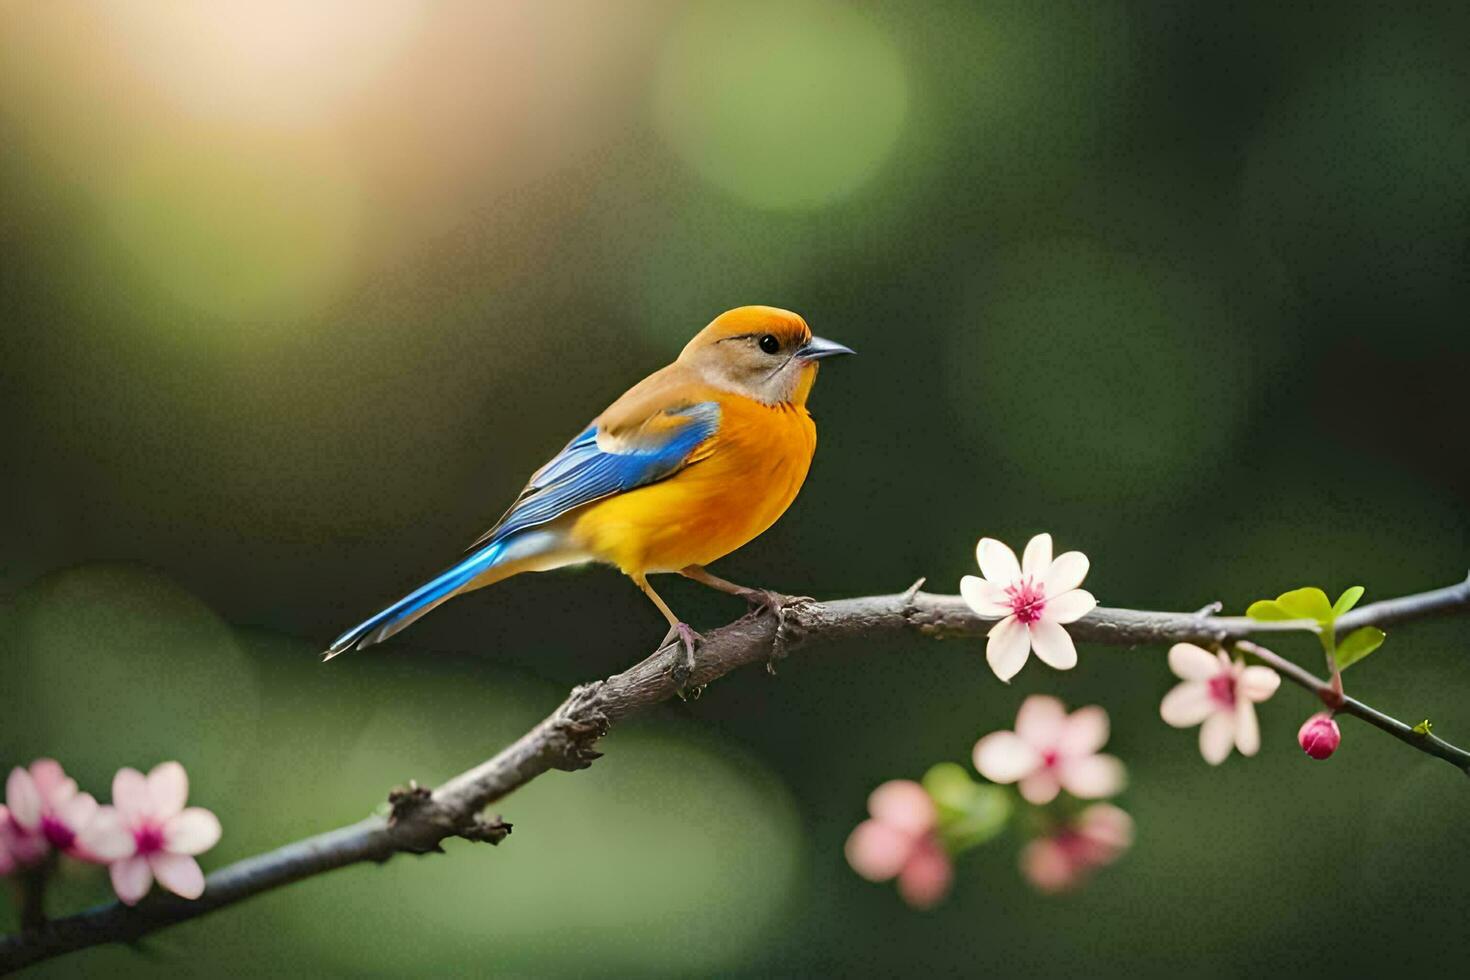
[679,306,854,406]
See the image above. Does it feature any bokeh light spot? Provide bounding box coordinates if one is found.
[252,674,805,974]
[98,0,427,127]
[100,147,362,325]
[948,238,1260,504]
[654,0,908,210]
[3,565,263,813]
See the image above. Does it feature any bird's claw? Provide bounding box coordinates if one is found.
[739,588,811,618]
[737,590,815,675]
[663,622,704,697]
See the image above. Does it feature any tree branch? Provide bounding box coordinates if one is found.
[4,574,1467,972]
[1234,639,1470,774]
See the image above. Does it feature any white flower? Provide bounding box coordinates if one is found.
[1159,644,1281,764]
[960,533,1097,682]
[972,695,1126,804]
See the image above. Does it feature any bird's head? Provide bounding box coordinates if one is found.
[678,305,854,406]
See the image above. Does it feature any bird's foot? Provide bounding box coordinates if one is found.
[735,589,815,675]
[661,622,705,698]
[736,587,809,617]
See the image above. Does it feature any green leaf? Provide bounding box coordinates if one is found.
[1333,586,1365,617]
[922,762,978,813]
[1412,719,1434,736]
[1334,626,1386,670]
[943,785,1012,854]
[923,763,1011,854]
[1246,600,1295,621]
[1275,587,1334,623]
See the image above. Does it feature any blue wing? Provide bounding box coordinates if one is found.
[469,400,722,549]
[325,400,722,658]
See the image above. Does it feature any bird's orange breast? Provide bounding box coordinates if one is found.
[566,395,817,574]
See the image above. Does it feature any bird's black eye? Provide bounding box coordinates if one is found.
[758,334,780,354]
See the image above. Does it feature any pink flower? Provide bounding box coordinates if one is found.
[960,533,1097,682]
[2,803,47,874]
[844,780,952,909]
[972,695,1126,804]
[79,762,221,905]
[0,808,15,876]
[5,759,99,860]
[1160,644,1281,764]
[1020,803,1134,894]
[1298,712,1341,760]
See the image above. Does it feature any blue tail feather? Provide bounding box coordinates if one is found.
[322,539,507,660]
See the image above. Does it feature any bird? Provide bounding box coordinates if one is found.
[323,305,853,675]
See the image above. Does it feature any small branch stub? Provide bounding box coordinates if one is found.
[459,816,512,845]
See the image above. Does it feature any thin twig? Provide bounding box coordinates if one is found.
[1234,639,1470,774]
[3,574,1467,972]
[16,859,51,935]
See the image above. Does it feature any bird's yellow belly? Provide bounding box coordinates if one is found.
[566,406,816,574]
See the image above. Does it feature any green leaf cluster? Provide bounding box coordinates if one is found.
[1245,585,1385,671]
[922,763,1011,854]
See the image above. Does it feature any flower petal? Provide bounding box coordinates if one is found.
[1044,589,1097,625]
[165,808,222,856]
[1015,694,1067,744]
[1021,533,1053,578]
[972,732,1041,783]
[29,760,73,806]
[985,616,1031,682]
[1199,712,1235,765]
[1044,551,1090,595]
[77,807,136,862]
[1029,620,1079,670]
[1058,754,1126,799]
[147,762,189,819]
[56,792,98,833]
[1059,705,1109,756]
[1167,643,1220,681]
[845,820,910,881]
[867,780,935,835]
[111,855,153,905]
[112,767,149,822]
[959,575,1011,617]
[6,767,41,830]
[897,837,952,909]
[1159,682,1213,727]
[976,537,1021,586]
[1018,770,1062,805]
[150,852,205,900]
[1234,700,1261,756]
[1020,838,1076,894]
[1,815,48,866]
[1240,666,1281,703]
[1076,803,1134,862]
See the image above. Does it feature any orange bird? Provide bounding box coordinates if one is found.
[324,306,853,669]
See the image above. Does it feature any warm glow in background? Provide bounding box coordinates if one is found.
[2,2,1467,975]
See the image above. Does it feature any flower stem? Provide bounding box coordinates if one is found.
[18,856,55,932]
[1235,640,1470,776]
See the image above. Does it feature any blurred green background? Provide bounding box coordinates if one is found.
[2,0,1467,975]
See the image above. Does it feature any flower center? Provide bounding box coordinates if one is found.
[1006,578,1047,625]
[41,814,75,850]
[134,823,166,856]
[1041,749,1060,769]
[1207,673,1236,708]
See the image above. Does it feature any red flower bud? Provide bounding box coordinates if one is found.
[1298,712,1341,760]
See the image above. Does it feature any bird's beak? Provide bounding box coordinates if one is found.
[796,335,855,361]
